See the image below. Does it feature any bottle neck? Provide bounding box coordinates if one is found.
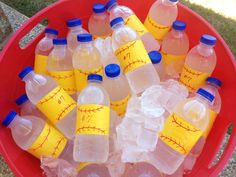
[197,42,214,57]
[69,25,83,31]
[171,29,184,38]
[54,44,67,51]
[107,3,118,12]
[196,94,212,106]
[20,100,31,109]
[8,115,33,136]
[111,23,124,31]
[93,12,106,16]
[78,41,93,48]
[22,71,35,83]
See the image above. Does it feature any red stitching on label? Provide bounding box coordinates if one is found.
[63,88,77,92]
[116,41,137,56]
[39,87,63,105]
[171,114,200,132]
[76,126,106,134]
[77,106,104,113]
[179,79,195,92]
[48,72,75,80]
[160,134,187,154]
[182,65,201,77]
[123,59,148,73]
[110,95,130,107]
[76,67,103,76]
[52,136,66,156]
[147,16,170,30]
[30,126,51,151]
[57,102,76,121]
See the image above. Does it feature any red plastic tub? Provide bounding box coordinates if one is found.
[0,0,235,176]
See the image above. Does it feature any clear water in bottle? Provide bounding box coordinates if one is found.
[162,20,189,78]
[18,67,76,140]
[74,74,110,163]
[106,0,160,52]
[78,164,111,177]
[110,17,160,95]
[66,19,88,52]
[34,28,58,75]
[147,88,215,175]
[144,0,178,42]
[88,4,112,39]
[103,64,131,117]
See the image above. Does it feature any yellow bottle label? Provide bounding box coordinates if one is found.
[27,123,67,159]
[115,40,151,74]
[76,104,110,136]
[111,94,131,117]
[76,162,91,172]
[159,113,203,155]
[124,15,149,37]
[36,86,76,124]
[203,110,218,138]
[34,55,48,75]
[144,16,171,41]
[180,64,211,92]
[74,67,104,92]
[47,70,77,95]
[162,52,186,66]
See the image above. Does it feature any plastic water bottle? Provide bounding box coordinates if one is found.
[106,0,160,52]
[15,93,45,119]
[162,21,189,78]
[18,66,76,140]
[183,77,222,172]
[73,34,103,93]
[2,112,75,164]
[180,35,217,92]
[147,88,214,175]
[47,38,76,97]
[104,64,131,117]
[78,164,111,177]
[144,0,178,42]
[110,17,160,95]
[148,51,166,81]
[74,74,110,163]
[34,28,58,75]
[66,19,88,52]
[88,4,112,39]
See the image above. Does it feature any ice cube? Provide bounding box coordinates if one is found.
[137,128,158,151]
[144,116,164,132]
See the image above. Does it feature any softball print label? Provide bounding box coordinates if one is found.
[180,64,211,92]
[76,104,110,136]
[27,123,67,159]
[124,15,149,36]
[144,16,171,41]
[47,70,76,95]
[162,52,186,66]
[36,86,76,124]
[74,67,103,92]
[159,113,203,155]
[203,110,218,138]
[34,55,48,75]
[111,94,131,117]
[115,40,151,74]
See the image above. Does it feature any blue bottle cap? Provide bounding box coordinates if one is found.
[110,17,124,28]
[2,111,17,127]
[169,0,178,2]
[45,28,59,35]
[105,0,117,10]
[105,64,121,78]
[148,51,162,64]
[197,88,215,102]
[66,19,82,28]
[93,4,106,13]
[53,38,67,45]
[88,74,103,82]
[172,20,186,31]
[206,77,222,87]
[77,34,93,42]
[15,94,29,106]
[18,66,34,80]
[200,34,217,46]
